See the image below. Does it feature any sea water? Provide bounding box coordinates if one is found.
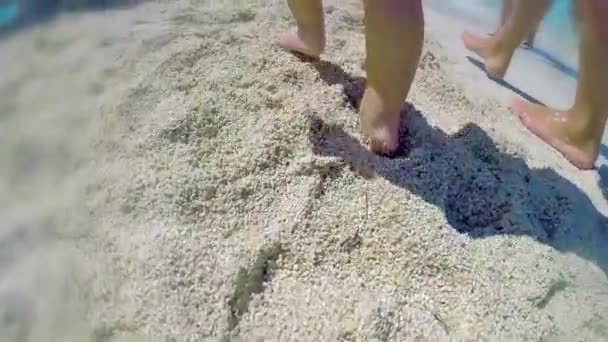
[0,1,17,28]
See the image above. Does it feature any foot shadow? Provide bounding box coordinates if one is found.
[600,165,608,201]
[596,142,607,202]
[526,46,579,80]
[466,56,545,106]
[601,144,608,160]
[295,54,367,110]
[306,60,608,278]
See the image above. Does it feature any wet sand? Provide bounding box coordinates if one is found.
[1,0,607,341]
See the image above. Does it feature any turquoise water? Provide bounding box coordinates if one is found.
[477,0,573,27]
[546,0,574,26]
[0,1,17,28]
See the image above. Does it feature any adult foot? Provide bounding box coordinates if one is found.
[511,97,599,170]
[462,30,512,79]
[278,32,324,59]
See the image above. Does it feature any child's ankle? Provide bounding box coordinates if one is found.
[297,29,326,54]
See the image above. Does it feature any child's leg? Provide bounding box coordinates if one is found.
[360,0,424,155]
[497,0,535,49]
[278,0,325,58]
[462,0,552,78]
[500,0,514,26]
[523,21,540,48]
[511,0,608,169]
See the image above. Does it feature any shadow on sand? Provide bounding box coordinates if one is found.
[467,55,607,203]
[303,58,608,277]
[600,165,608,201]
[600,146,608,199]
[527,45,579,80]
[466,56,546,106]
[601,144,608,161]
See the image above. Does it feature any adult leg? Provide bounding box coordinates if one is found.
[278,0,325,58]
[463,0,553,78]
[360,0,424,154]
[511,0,608,169]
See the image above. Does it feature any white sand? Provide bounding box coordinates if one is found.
[1,0,607,341]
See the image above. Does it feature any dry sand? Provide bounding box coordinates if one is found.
[1,0,608,341]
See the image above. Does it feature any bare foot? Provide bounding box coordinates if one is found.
[366,125,399,156]
[489,32,531,50]
[462,31,512,79]
[362,114,400,156]
[278,32,324,59]
[511,97,599,170]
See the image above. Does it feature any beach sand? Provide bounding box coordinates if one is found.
[1,0,607,341]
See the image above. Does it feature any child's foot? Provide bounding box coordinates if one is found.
[462,30,512,79]
[278,32,324,59]
[511,97,599,170]
[359,87,402,156]
[365,120,400,156]
[360,106,401,156]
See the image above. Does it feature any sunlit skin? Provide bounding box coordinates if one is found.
[500,0,539,48]
[464,0,608,169]
[462,0,552,79]
[279,0,607,169]
[279,0,424,155]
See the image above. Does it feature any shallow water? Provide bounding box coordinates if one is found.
[0,0,128,30]
[0,2,17,27]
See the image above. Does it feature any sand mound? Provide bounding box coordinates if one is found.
[1,0,607,341]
